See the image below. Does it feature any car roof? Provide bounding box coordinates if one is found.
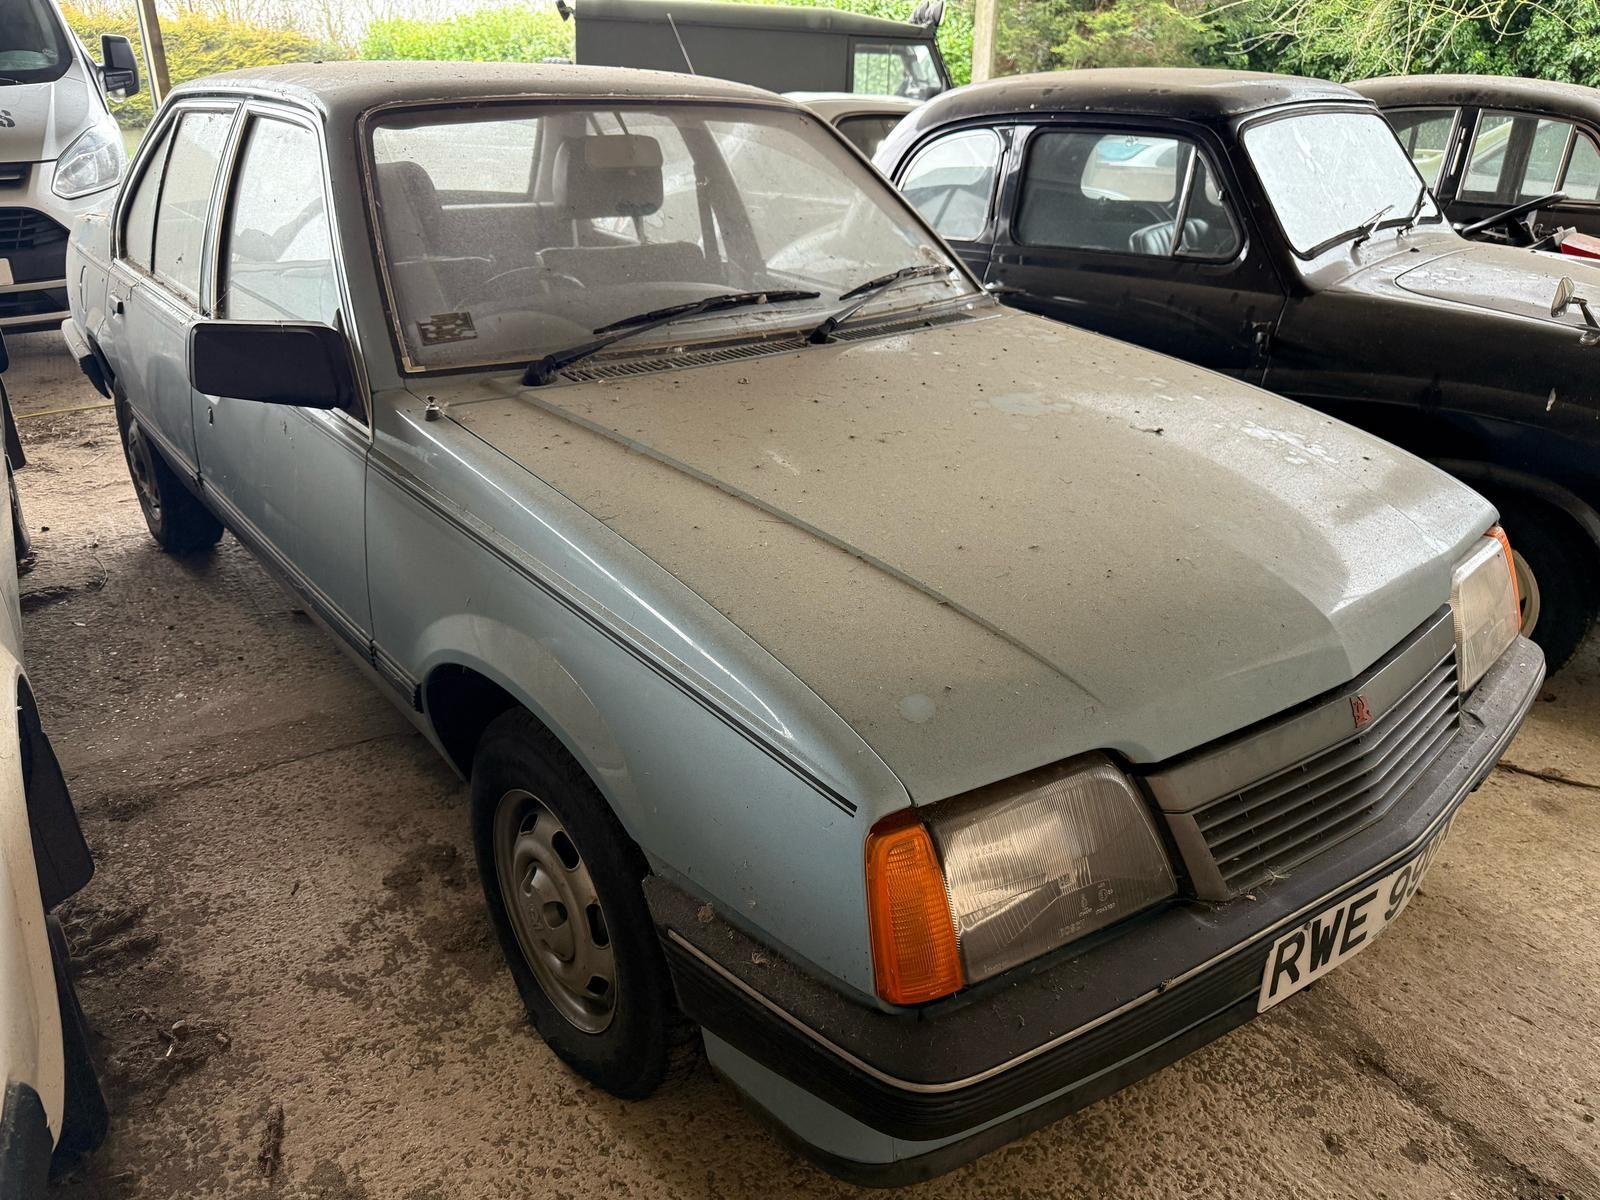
[577,0,933,39]
[898,67,1362,130]
[1354,74,1600,124]
[786,92,921,119]
[166,60,793,123]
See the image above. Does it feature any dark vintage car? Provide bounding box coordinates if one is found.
[876,67,1600,669]
[1356,74,1600,245]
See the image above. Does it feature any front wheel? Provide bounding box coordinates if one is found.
[1496,499,1597,673]
[471,709,672,1099]
[119,409,222,555]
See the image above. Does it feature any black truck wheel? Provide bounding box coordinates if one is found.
[1496,498,1597,673]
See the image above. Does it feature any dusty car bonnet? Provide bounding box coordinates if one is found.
[1391,240,1600,326]
[447,309,1492,804]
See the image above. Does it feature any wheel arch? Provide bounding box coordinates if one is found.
[1435,457,1600,562]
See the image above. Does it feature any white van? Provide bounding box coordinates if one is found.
[1,0,138,332]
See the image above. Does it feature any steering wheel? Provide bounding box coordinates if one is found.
[1459,192,1565,245]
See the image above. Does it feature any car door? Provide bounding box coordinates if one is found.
[893,124,1006,280]
[981,121,1285,383]
[108,103,236,477]
[1448,108,1600,237]
[197,104,371,644]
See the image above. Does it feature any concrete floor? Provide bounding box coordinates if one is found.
[3,325,1596,1199]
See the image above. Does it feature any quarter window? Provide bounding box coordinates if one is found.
[1564,133,1600,201]
[1017,130,1241,259]
[121,124,174,272]
[1388,108,1456,188]
[219,118,339,325]
[151,110,233,302]
[898,128,1002,242]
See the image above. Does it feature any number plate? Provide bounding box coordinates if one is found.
[1257,818,1453,1012]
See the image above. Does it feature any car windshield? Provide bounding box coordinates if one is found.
[1242,109,1441,256]
[367,102,970,371]
[0,0,73,84]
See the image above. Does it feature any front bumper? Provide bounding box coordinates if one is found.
[1,162,112,332]
[647,635,1545,1185]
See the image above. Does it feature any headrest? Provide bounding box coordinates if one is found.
[377,160,442,218]
[553,134,664,218]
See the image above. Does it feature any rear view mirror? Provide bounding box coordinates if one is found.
[189,321,355,410]
[100,35,140,97]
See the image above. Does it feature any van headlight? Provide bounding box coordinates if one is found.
[865,755,1175,1004]
[52,124,126,199]
[1451,526,1521,692]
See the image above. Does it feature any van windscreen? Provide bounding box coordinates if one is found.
[0,0,74,84]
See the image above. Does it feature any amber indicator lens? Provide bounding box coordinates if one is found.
[865,813,964,1005]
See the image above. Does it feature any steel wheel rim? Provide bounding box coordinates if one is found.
[126,427,162,525]
[1513,549,1540,635]
[493,788,616,1034]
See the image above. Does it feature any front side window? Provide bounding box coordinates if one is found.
[219,118,338,326]
[1388,108,1457,188]
[1461,111,1577,203]
[898,128,1002,242]
[0,0,72,83]
[1243,109,1439,256]
[151,110,233,302]
[1017,130,1241,259]
[368,103,972,370]
[851,41,942,100]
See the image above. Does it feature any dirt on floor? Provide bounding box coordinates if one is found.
[3,327,1597,1200]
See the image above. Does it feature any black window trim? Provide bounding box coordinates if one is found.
[897,123,1007,246]
[1010,121,1246,266]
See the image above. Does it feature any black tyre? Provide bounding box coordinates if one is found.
[1495,498,1598,673]
[471,709,672,1099]
[118,407,222,555]
[46,917,108,1169]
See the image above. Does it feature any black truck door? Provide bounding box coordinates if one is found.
[983,122,1285,384]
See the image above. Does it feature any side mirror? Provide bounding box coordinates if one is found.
[189,321,355,410]
[1549,276,1600,347]
[99,35,140,98]
[1551,275,1575,317]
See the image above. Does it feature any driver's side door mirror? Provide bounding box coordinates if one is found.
[188,321,356,410]
[99,35,140,98]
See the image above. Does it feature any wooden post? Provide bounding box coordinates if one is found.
[972,0,997,82]
[133,0,171,106]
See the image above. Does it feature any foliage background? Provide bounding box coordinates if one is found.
[57,0,1600,138]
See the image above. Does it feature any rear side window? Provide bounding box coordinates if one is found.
[219,118,339,325]
[1388,108,1456,188]
[121,126,175,272]
[151,110,233,302]
[1017,130,1241,260]
[898,127,1002,242]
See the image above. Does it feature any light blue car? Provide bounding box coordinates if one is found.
[61,63,1543,1183]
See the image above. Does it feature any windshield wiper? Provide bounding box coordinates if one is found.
[1396,183,1430,233]
[806,264,954,344]
[522,289,819,386]
[1306,204,1394,259]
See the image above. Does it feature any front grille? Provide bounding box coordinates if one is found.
[1191,647,1459,893]
[0,164,29,189]
[0,208,69,253]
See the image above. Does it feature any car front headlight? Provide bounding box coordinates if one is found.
[1451,526,1521,692]
[52,124,126,200]
[865,755,1176,1004]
